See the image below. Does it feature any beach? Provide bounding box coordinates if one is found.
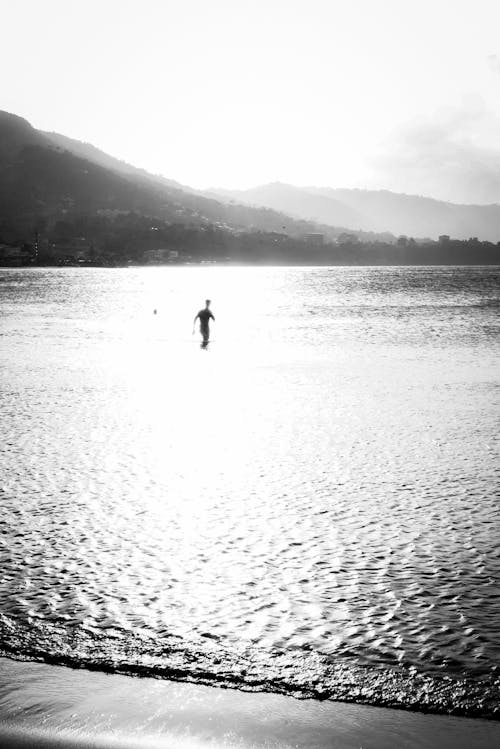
[1,657,500,748]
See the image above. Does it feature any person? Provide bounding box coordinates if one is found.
[193,299,215,347]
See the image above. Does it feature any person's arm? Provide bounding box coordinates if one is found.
[192,312,199,334]
[210,312,215,321]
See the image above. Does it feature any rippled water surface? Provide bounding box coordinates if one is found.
[1,266,499,716]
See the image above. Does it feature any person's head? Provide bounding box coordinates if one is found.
[205,299,211,308]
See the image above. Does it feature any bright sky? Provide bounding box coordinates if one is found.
[2,0,500,202]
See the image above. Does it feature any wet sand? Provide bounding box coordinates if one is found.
[1,657,499,748]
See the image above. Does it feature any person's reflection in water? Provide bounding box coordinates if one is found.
[193,299,215,348]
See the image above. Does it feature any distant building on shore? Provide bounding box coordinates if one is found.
[143,248,187,264]
[0,244,33,266]
[304,233,324,246]
[50,237,94,264]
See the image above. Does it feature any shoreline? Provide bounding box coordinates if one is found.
[2,617,499,721]
[1,657,500,749]
[1,261,500,269]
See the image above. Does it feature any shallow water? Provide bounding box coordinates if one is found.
[1,266,499,716]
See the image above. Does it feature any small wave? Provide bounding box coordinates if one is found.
[1,615,499,720]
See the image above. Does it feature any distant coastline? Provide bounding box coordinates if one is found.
[1,235,499,268]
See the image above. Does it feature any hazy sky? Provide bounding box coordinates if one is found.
[2,0,500,203]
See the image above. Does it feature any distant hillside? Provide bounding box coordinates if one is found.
[211,183,367,235]
[43,130,187,192]
[0,114,193,226]
[0,110,48,160]
[211,182,500,242]
[0,111,334,241]
[1,110,498,265]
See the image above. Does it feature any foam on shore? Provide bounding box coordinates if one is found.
[1,657,500,749]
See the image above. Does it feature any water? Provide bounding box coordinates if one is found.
[1,266,499,718]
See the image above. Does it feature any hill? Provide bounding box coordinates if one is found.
[43,130,187,192]
[210,182,500,242]
[0,110,337,243]
[0,110,498,265]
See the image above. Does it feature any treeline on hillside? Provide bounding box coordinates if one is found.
[1,212,499,266]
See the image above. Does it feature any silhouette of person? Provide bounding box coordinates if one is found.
[193,299,215,347]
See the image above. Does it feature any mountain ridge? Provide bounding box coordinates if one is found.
[4,109,498,241]
[209,182,500,241]
[0,110,341,242]
[0,110,499,266]
[43,130,189,193]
